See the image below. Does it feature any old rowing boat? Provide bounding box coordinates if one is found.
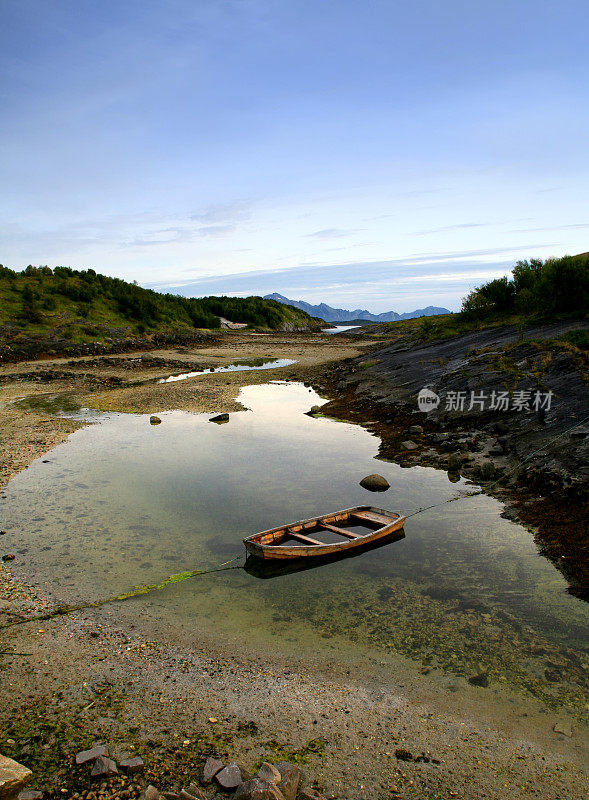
[243,505,406,560]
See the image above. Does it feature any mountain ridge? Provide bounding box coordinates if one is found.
[263,292,450,322]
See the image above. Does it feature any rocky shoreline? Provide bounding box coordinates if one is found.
[310,320,589,598]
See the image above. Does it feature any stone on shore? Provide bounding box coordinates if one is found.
[297,790,326,800]
[90,756,118,779]
[272,763,301,800]
[401,440,418,451]
[18,791,43,800]
[143,786,162,800]
[119,756,144,774]
[0,755,33,800]
[256,764,281,784]
[215,763,242,790]
[203,758,225,784]
[408,425,423,435]
[359,473,390,491]
[75,745,108,766]
[149,416,162,425]
[180,787,206,800]
[234,778,285,800]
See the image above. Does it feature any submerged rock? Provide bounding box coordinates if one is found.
[468,672,490,688]
[359,473,390,491]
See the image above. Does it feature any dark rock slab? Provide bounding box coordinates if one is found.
[203,758,225,784]
[209,413,229,423]
[215,763,242,790]
[75,745,108,765]
[150,416,162,425]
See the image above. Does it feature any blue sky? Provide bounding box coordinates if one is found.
[2,1,588,312]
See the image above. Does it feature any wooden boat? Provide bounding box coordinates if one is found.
[243,506,406,561]
[244,528,405,579]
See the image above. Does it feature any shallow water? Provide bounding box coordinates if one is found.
[2,382,587,713]
[159,357,296,382]
[323,325,362,334]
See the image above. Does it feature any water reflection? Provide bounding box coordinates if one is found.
[2,381,588,713]
[159,357,296,382]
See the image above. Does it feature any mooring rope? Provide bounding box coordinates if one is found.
[0,554,244,631]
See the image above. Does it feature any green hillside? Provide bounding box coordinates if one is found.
[0,265,317,355]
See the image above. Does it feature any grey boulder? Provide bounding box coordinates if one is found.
[359,473,390,491]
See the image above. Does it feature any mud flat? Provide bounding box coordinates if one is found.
[1,330,587,800]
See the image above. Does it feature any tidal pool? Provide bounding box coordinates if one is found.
[2,382,587,714]
[159,357,296,382]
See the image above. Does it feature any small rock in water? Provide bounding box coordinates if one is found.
[359,473,390,492]
[2,555,15,562]
[553,721,573,737]
[256,764,281,784]
[119,756,144,774]
[401,440,418,451]
[203,758,225,784]
[150,416,162,425]
[90,756,118,778]
[0,755,33,800]
[75,745,108,765]
[309,406,322,415]
[209,413,229,423]
[215,763,242,790]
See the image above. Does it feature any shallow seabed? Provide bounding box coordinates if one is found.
[2,382,587,717]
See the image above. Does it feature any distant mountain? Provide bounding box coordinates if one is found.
[263,293,450,323]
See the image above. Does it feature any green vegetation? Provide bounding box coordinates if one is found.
[461,252,589,319]
[355,253,588,346]
[0,264,315,346]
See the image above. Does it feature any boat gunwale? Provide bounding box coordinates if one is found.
[243,505,406,560]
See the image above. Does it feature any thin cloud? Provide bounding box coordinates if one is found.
[306,228,359,239]
[411,222,488,236]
